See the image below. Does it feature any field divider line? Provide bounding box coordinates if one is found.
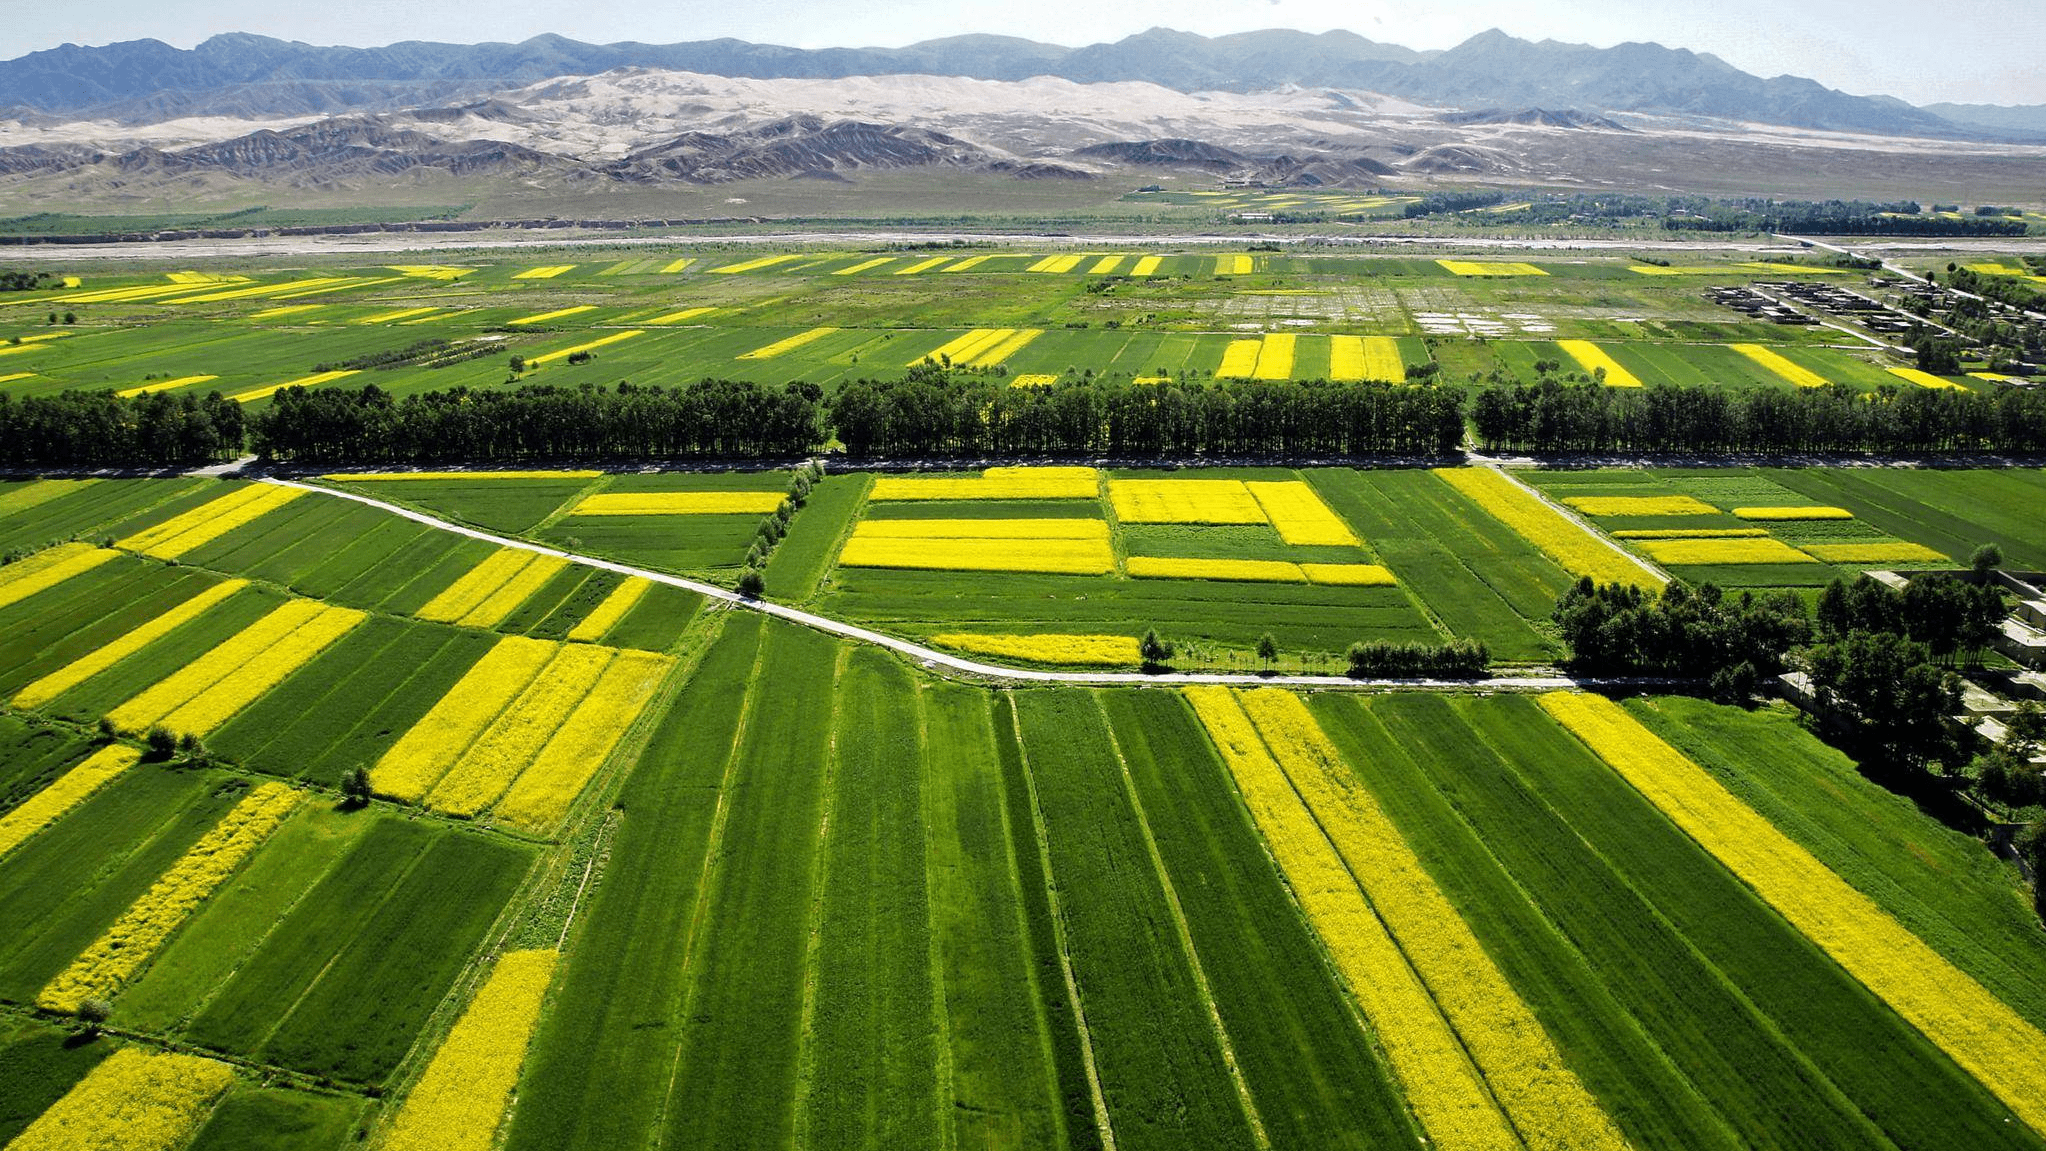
[1481,466,1670,586]
[790,643,854,1146]
[267,477,1631,692]
[914,688,962,1151]
[1094,696,1273,1151]
[1004,694,1118,1151]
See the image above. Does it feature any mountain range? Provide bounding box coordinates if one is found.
[0,27,2010,140]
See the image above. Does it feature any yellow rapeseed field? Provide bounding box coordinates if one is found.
[155,604,365,737]
[976,329,1042,366]
[496,652,673,833]
[1216,339,1262,378]
[1028,254,1086,273]
[1252,333,1297,380]
[1437,260,1548,277]
[1010,374,1060,388]
[1217,255,1254,275]
[1088,256,1125,274]
[117,375,220,398]
[106,599,328,734]
[427,646,615,817]
[1801,542,1949,564]
[1731,344,1830,388]
[567,577,652,643]
[647,307,716,325]
[839,519,1114,575]
[1299,563,1397,586]
[1433,468,1661,587]
[0,479,93,517]
[1633,537,1817,566]
[389,265,470,280]
[1184,688,1521,1151]
[1543,692,2046,1137]
[371,637,557,802]
[1562,495,1718,518]
[507,305,596,326]
[1245,481,1360,546]
[570,491,783,516]
[1558,340,1644,388]
[869,466,1099,501]
[1109,478,1268,524]
[929,633,1141,666]
[738,327,839,360]
[41,782,300,1012]
[1611,528,1768,540]
[1888,366,1968,390]
[1131,256,1164,276]
[458,555,570,629]
[417,550,554,624]
[1240,690,1630,1151]
[918,328,1017,366]
[359,306,441,324]
[1327,336,1406,383]
[939,255,993,272]
[512,265,576,279]
[834,257,896,275]
[1732,505,1853,521]
[0,746,138,860]
[118,484,304,559]
[5,1048,234,1151]
[1125,556,1305,582]
[229,368,359,404]
[894,257,951,274]
[528,330,646,366]
[0,543,119,612]
[381,949,558,1151]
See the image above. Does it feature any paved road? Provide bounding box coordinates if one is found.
[266,476,1633,693]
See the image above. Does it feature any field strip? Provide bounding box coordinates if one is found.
[1131,256,1164,276]
[1435,467,1666,588]
[380,949,557,1151]
[647,306,715,325]
[1557,340,1643,388]
[738,326,839,360]
[1730,344,1830,388]
[14,579,241,711]
[528,329,646,365]
[895,257,951,274]
[117,374,219,398]
[1097,698,1273,1150]
[230,368,360,403]
[272,478,1601,689]
[0,745,139,860]
[833,257,895,275]
[5,1048,234,1151]
[508,304,597,326]
[1543,692,2046,1137]
[0,542,119,610]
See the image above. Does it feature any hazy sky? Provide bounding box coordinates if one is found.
[6,0,2042,107]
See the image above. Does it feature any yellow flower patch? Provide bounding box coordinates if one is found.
[417,549,567,626]
[1300,563,1397,586]
[381,950,559,1151]
[1237,690,1630,1151]
[1253,333,1297,380]
[1433,468,1661,587]
[1438,260,1547,277]
[737,326,839,359]
[570,491,783,516]
[1731,344,1829,388]
[1801,542,1948,564]
[977,328,1041,366]
[229,369,359,404]
[117,484,304,559]
[711,254,803,274]
[1088,256,1125,274]
[1011,374,1060,388]
[371,636,558,803]
[1633,537,1818,566]
[426,645,616,818]
[1217,255,1255,275]
[6,1048,234,1151]
[854,518,1108,541]
[929,633,1141,666]
[1028,254,1085,273]
[528,330,645,365]
[1732,505,1853,520]
[0,746,139,861]
[839,525,1114,575]
[106,599,330,734]
[1109,478,1267,524]
[647,307,715,325]
[1328,335,1406,383]
[1562,495,1718,517]
[1125,556,1305,582]
[0,543,119,612]
[155,604,364,737]
[1558,340,1643,388]
[512,265,576,279]
[1610,528,1768,540]
[1244,481,1359,546]
[507,305,596,326]
[834,257,896,275]
[869,466,1099,501]
[496,652,673,834]
[1543,692,2046,1137]
[568,577,653,643]
[41,783,300,1012]
[1131,256,1164,276]
[116,375,220,398]
[1888,366,1968,390]
[894,257,951,274]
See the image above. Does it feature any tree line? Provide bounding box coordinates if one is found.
[0,390,244,468]
[1471,378,2046,455]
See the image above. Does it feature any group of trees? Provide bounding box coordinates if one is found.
[1345,638,1489,679]
[252,380,822,464]
[1552,578,1812,698]
[1664,198,2028,236]
[0,389,244,468]
[1471,378,2046,455]
[828,368,1466,458]
[735,460,823,596]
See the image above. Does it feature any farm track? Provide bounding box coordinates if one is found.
[264,477,1652,692]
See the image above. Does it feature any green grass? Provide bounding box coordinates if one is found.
[0,1020,115,1144]
[183,1084,366,1151]
[0,561,227,699]
[508,612,765,1151]
[659,621,842,1151]
[803,647,940,1148]
[1105,690,1420,1149]
[1764,467,2046,569]
[0,479,204,555]
[763,474,871,600]
[540,514,762,576]
[343,477,597,533]
[597,581,702,652]
[0,716,98,814]
[39,585,283,725]
[1011,689,1257,1150]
